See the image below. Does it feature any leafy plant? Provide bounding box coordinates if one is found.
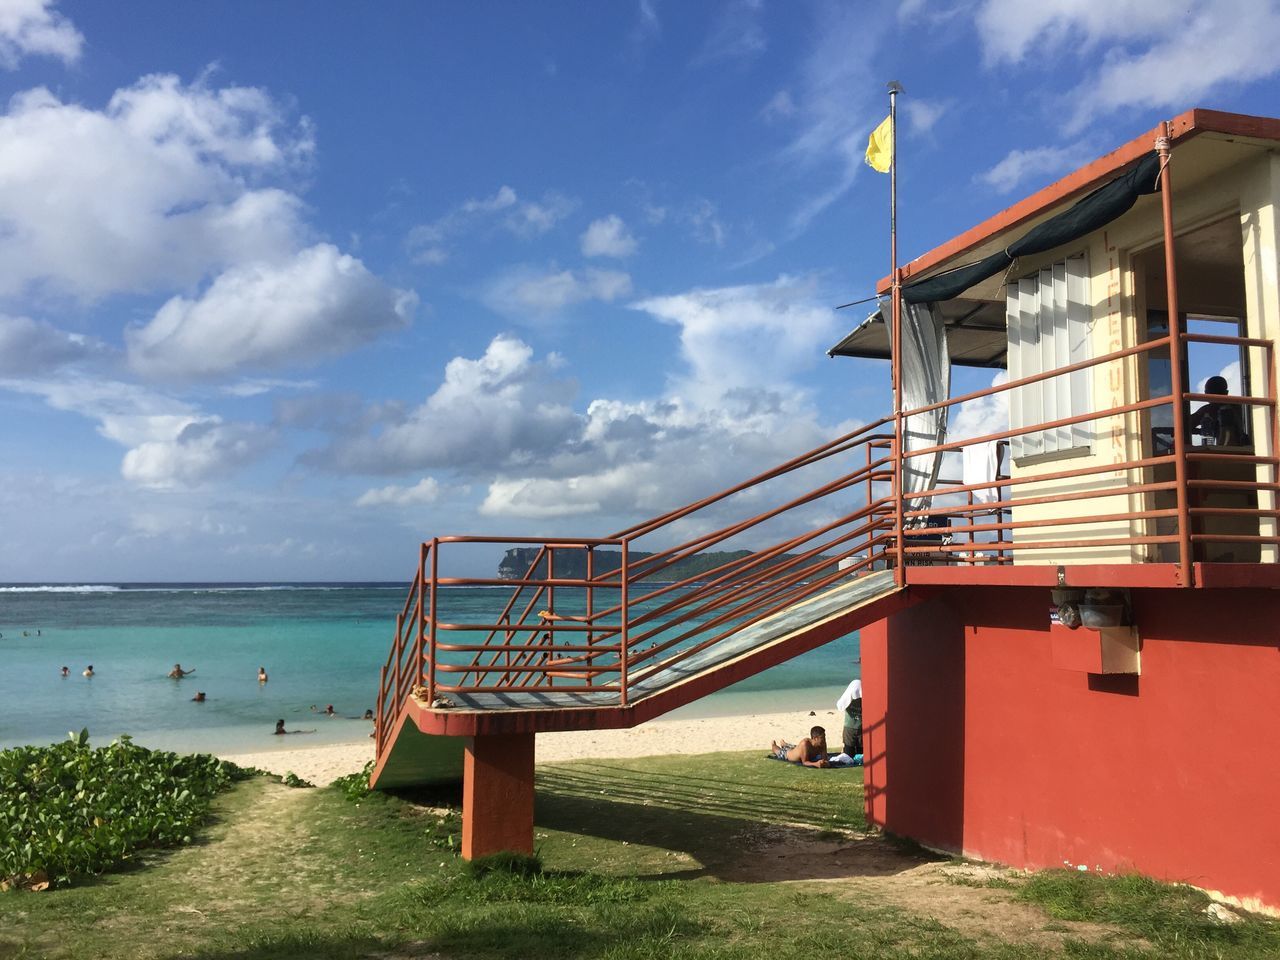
[281,772,314,789]
[330,760,374,802]
[0,730,244,889]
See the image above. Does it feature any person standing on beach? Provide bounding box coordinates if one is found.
[837,677,863,756]
[168,663,195,679]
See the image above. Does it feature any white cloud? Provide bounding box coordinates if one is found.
[974,0,1280,131]
[306,284,858,533]
[483,265,632,318]
[0,0,82,69]
[0,314,104,374]
[685,198,726,247]
[904,99,945,134]
[634,0,661,44]
[976,0,1182,65]
[356,477,441,507]
[580,214,638,258]
[121,420,274,489]
[696,0,766,63]
[631,275,838,401]
[505,191,576,238]
[406,185,575,262]
[221,377,318,398]
[0,375,274,487]
[760,90,796,122]
[0,74,314,300]
[772,6,889,231]
[126,244,415,381]
[978,145,1088,194]
[317,335,581,474]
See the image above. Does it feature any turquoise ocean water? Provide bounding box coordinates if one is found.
[0,583,859,755]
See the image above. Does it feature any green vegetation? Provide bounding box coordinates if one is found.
[2,749,1278,960]
[1019,871,1280,956]
[0,730,247,890]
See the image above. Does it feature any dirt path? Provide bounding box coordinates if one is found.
[722,832,1139,952]
[98,779,344,940]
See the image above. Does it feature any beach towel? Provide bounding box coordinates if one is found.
[764,752,862,768]
[962,440,1001,503]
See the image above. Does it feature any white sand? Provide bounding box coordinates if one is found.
[217,706,848,785]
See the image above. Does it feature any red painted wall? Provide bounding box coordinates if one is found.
[864,584,1280,913]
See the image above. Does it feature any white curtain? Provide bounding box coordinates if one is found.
[892,301,951,514]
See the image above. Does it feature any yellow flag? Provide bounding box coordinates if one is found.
[865,114,892,173]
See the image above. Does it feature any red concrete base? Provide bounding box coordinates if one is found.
[461,732,535,860]
[863,585,1280,914]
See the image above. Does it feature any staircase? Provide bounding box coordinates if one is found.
[370,414,930,790]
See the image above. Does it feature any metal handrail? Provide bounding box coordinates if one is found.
[374,326,1279,758]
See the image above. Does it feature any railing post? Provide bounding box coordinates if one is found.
[1157,128,1193,587]
[585,545,595,684]
[393,611,404,705]
[619,539,630,706]
[424,540,435,701]
[1268,343,1279,563]
[376,663,386,752]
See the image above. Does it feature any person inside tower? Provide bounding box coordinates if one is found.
[837,677,863,756]
[1189,375,1248,447]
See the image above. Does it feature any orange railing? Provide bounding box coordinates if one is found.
[375,328,1279,743]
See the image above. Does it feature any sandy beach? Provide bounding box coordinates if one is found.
[217,706,850,784]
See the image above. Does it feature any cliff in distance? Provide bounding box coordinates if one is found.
[498,547,838,583]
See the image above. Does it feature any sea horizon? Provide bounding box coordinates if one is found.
[1,581,860,756]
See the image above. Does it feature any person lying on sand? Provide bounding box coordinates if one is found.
[274,719,315,735]
[168,663,195,679]
[770,726,830,767]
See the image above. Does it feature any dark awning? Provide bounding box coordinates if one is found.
[827,298,1008,369]
[902,151,1161,305]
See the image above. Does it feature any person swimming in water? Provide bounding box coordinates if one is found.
[168,663,195,679]
[192,691,206,702]
[257,666,268,683]
[274,719,315,735]
[83,665,94,677]
[60,665,69,677]
[324,704,336,717]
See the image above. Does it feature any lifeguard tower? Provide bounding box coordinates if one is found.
[373,108,1280,914]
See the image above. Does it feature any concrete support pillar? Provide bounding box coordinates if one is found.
[461,732,535,860]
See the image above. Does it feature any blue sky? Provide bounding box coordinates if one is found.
[1,0,1278,581]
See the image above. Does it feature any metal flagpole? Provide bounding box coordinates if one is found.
[888,80,905,585]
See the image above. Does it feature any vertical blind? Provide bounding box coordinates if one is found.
[1007,253,1092,459]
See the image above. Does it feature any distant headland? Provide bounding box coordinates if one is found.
[498,547,838,583]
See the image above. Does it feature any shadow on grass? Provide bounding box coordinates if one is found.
[535,789,935,882]
[161,932,391,960]
[536,760,862,829]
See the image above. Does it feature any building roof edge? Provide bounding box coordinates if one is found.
[874,108,1280,296]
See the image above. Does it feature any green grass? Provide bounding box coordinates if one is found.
[1019,871,1280,958]
[1,749,1277,960]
